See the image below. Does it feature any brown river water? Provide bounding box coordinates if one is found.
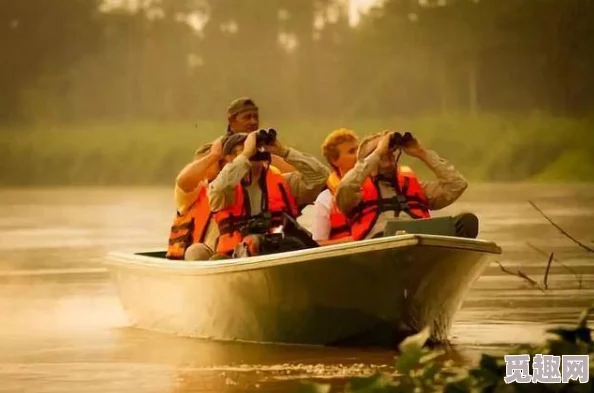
[0,184,593,393]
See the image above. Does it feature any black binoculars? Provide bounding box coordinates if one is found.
[256,128,277,146]
[389,131,414,150]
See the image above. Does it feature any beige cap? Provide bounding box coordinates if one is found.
[222,133,248,156]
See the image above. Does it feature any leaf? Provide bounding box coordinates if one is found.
[419,349,446,364]
[395,327,432,375]
[546,327,578,343]
[398,326,431,352]
[298,381,332,393]
[346,372,389,393]
[469,354,505,389]
[478,354,502,375]
[548,339,581,357]
[395,345,423,375]
[421,362,441,382]
[443,378,472,393]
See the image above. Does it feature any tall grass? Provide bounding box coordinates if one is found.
[1,113,593,186]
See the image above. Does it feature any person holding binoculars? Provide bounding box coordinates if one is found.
[335,130,476,240]
[166,97,295,261]
[207,128,329,258]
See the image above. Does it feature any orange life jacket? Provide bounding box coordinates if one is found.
[166,186,213,259]
[214,169,300,255]
[326,172,351,240]
[348,165,430,240]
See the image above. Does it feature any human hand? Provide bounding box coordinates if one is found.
[241,131,258,158]
[209,136,224,158]
[401,134,427,159]
[375,131,392,155]
[263,137,288,158]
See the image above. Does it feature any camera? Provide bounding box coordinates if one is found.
[256,128,277,146]
[242,212,273,235]
[250,151,272,162]
[389,131,414,150]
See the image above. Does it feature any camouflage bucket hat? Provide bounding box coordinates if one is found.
[227,97,258,119]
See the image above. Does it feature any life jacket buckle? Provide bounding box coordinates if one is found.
[396,195,410,211]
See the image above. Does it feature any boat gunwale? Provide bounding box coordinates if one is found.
[104,234,502,276]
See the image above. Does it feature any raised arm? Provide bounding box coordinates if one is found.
[207,132,257,211]
[400,136,468,210]
[417,149,468,210]
[176,137,223,193]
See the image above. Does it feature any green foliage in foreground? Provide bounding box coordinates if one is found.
[300,307,593,393]
[2,113,594,186]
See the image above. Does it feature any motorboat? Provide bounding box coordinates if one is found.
[105,232,501,348]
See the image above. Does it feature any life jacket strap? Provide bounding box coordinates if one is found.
[170,221,193,231]
[329,224,350,237]
[349,195,428,222]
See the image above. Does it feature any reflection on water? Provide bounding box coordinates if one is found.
[0,184,593,393]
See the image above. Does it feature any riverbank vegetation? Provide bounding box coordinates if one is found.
[300,306,593,393]
[2,114,594,186]
[3,1,594,186]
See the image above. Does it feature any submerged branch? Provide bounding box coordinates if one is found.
[526,242,584,290]
[528,200,594,253]
[495,261,546,293]
[543,252,554,290]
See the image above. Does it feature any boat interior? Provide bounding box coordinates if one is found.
[134,217,480,260]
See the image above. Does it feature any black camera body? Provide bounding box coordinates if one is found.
[239,213,272,236]
[256,128,277,146]
[389,131,414,150]
[250,151,272,162]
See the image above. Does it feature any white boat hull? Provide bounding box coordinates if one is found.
[105,234,501,348]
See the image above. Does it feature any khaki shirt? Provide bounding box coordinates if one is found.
[208,147,330,212]
[335,149,468,239]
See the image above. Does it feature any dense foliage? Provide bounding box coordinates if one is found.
[2,0,594,123]
[3,0,594,185]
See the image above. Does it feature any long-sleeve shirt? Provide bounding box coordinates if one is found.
[335,149,468,239]
[311,189,333,241]
[208,147,330,214]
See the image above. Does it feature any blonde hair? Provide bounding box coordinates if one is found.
[321,128,359,165]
